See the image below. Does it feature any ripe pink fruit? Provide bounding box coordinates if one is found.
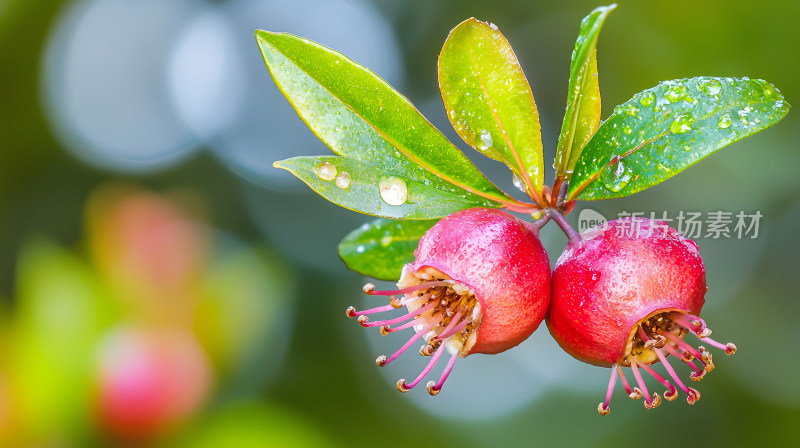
[347,208,551,395]
[547,217,736,414]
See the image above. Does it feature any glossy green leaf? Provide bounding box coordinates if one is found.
[554,4,615,181]
[438,18,544,199]
[339,218,438,280]
[568,77,790,200]
[275,156,494,219]
[256,30,529,210]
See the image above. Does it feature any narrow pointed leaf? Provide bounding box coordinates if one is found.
[275,156,495,219]
[555,4,615,181]
[438,18,544,197]
[256,30,527,209]
[568,77,790,200]
[339,218,438,280]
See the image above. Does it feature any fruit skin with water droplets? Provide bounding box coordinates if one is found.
[403,207,551,355]
[547,217,706,367]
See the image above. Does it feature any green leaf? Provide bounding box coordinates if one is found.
[554,4,615,182]
[568,77,790,200]
[275,156,494,219]
[438,18,544,200]
[256,30,530,210]
[339,218,438,280]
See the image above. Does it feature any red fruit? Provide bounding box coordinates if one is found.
[548,217,736,414]
[347,208,551,395]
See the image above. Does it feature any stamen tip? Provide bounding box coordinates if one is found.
[426,381,441,396]
[629,387,643,400]
[379,325,391,336]
[644,393,662,409]
[664,389,679,401]
[598,403,610,416]
[357,315,369,326]
[396,379,409,393]
[687,388,701,405]
[345,306,357,318]
[363,283,375,294]
[390,296,403,308]
[690,371,706,382]
[725,343,737,355]
[698,328,712,338]
[375,355,387,367]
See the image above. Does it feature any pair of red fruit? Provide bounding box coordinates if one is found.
[347,207,736,415]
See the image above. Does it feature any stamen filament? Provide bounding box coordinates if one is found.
[427,350,459,396]
[617,365,641,399]
[399,344,447,392]
[367,281,453,297]
[668,312,706,333]
[659,329,704,360]
[638,359,678,401]
[630,359,659,408]
[599,365,618,415]
[658,348,700,402]
[435,315,471,340]
[361,301,436,328]
[379,321,437,367]
[699,336,737,354]
[434,311,462,339]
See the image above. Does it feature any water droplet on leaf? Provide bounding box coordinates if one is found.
[335,171,351,189]
[314,162,337,181]
[699,79,722,95]
[602,159,631,192]
[639,91,656,106]
[511,173,526,193]
[670,113,695,134]
[718,114,732,129]
[477,130,493,150]
[379,177,408,206]
[664,84,687,102]
[623,103,640,117]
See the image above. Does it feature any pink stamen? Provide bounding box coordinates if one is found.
[382,316,426,334]
[660,329,703,361]
[630,359,655,406]
[379,321,437,367]
[348,303,400,317]
[699,336,737,354]
[663,344,704,375]
[361,301,436,328]
[435,311,462,337]
[435,315,471,340]
[638,359,677,400]
[656,348,696,404]
[427,350,459,395]
[600,365,618,415]
[400,344,447,391]
[668,312,706,333]
[367,281,453,297]
[617,365,636,398]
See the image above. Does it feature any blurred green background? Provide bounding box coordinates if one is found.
[0,0,798,446]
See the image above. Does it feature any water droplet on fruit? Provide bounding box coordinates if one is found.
[670,113,694,134]
[379,177,408,206]
[639,91,656,106]
[477,130,493,150]
[335,171,351,189]
[699,78,722,95]
[718,114,732,129]
[314,162,337,181]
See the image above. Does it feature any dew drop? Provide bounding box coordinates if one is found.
[738,109,750,125]
[639,91,656,106]
[602,159,631,192]
[380,235,393,246]
[379,177,408,206]
[699,79,722,95]
[335,171,352,189]
[477,130,493,150]
[356,245,365,254]
[623,103,640,117]
[670,113,695,134]
[511,173,526,193]
[623,125,633,135]
[314,162,337,181]
[664,84,687,102]
[489,22,499,30]
[718,114,732,129]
